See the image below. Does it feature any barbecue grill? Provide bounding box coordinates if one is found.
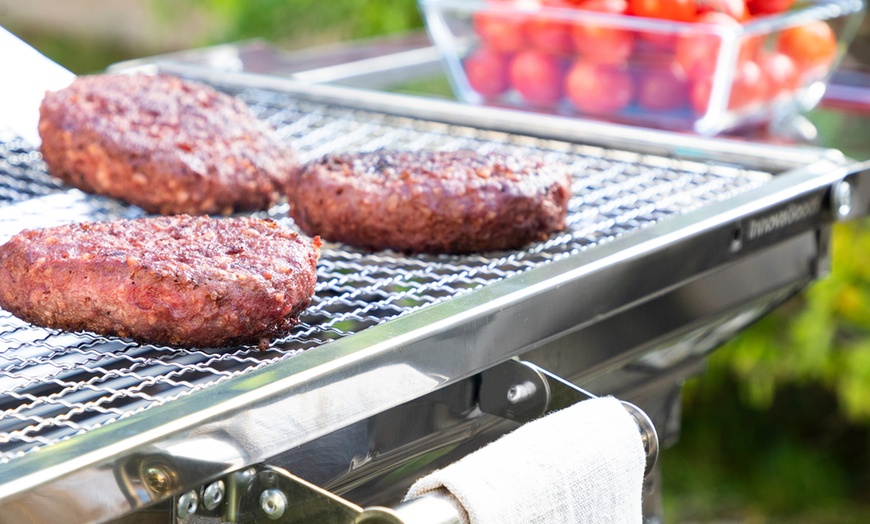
[1,43,870,523]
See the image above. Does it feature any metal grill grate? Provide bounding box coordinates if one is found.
[0,129,64,204]
[0,85,772,464]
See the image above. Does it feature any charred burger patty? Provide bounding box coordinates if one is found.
[288,149,573,254]
[0,215,320,349]
[38,73,300,215]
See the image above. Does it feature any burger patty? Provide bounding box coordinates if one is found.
[288,149,573,254]
[0,216,320,349]
[38,73,300,215]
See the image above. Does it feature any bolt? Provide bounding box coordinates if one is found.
[834,180,852,219]
[730,224,744,253]
[203,480,225,511]
[177,490,199,520]
[261,470,278,487]
[235,468,256,488]
[144,466,171,494]
[260,489,287,520]
[506,381,536,404]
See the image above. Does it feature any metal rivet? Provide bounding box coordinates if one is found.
[834,180,852,219]
[260,489,287,520]
[730,224,744,253]
[506,381,536,404]
[177,490,199,520]
[261,470,278,487]
[144,466,171,494]
[203,480,225,511]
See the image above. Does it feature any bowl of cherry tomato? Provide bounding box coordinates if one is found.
[418,0,865,134]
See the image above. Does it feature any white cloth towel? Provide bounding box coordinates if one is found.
[405,397,646,524]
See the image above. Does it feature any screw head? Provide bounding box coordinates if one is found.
[144,466,171,494]
[203,480,225,511]
[260,489,287,520]
[835,180,853,219]
[261,470,278,487]
[177,490,199,520]
[506,381,536,404]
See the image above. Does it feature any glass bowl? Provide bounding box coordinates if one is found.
[418,0,866,135]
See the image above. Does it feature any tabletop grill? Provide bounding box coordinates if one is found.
[0,61,867,523]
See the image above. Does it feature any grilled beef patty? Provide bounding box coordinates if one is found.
[0,216,320,349]
[38,73,299,215]
[289,149,573,254]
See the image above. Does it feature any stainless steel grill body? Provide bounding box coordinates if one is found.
[0,66,864,523]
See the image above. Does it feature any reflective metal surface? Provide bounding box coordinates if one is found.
[478,360,550,424]
[621,402,660,479]
[359,492,463,524]
[0,67,864,522]
[179,463,464,524]
[480,359,659,477]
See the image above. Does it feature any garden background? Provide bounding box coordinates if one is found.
[4,0,870,520]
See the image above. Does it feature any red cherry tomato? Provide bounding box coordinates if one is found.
[777,21,837,75]
[746,0,795,15]
[757,51,800,99]
[464,48,511,98]
[629,0,698,21]
[689,59,766,114]
[635,61,690,111]
[690,77,713,115]
[742,33,766,62]
[637,32,679,51]
[696,0,749,20]
[527,3,574,55]
[565,60,634,114]
[510,50,564,105]
[632,0,702,50]
[541,0,583,9]
[675,12,741,81]
[473,2,527,52]
[571,0,635,63]
[728,58,766,109]
[542,0,579,5]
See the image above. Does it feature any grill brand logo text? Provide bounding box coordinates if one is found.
[746,197,823,241]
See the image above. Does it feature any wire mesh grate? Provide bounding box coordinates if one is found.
[0,84,772,463]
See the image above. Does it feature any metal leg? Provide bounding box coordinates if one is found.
[642,459,664,524]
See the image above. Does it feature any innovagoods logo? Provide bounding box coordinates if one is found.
[746,196,823,241]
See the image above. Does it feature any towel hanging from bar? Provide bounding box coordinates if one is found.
[403,396,646,524]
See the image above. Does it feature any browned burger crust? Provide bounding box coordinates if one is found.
[38,73,300,215]
[0,216,320,349]
[289,150,573,254]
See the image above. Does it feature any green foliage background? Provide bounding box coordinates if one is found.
[154,0,425,49]
[664,220,870,521]
[662,108,870,520]
[9,0,870,519]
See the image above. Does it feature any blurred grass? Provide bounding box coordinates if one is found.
[663,221,870,522]
[6,0,870,520]
[155,0,425,51]
[9,26,149,75]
